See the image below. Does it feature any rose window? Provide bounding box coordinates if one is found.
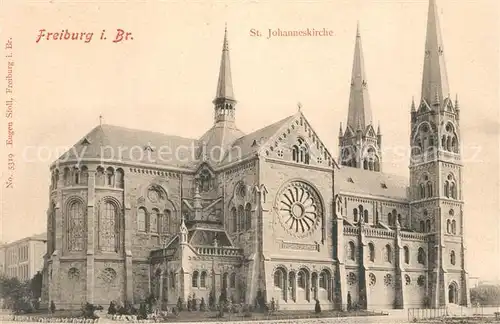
[101,268,117,283]
[369,273,376,286]
[277,181,322,237]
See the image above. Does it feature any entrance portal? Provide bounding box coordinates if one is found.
[448,283,458,304]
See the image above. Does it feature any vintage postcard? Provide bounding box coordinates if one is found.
[0,0,499,323]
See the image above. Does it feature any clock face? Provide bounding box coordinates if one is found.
[276,181,322,238]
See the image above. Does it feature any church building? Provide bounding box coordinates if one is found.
[42,0,470,311]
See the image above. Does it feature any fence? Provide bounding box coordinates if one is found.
[407,307,447,321]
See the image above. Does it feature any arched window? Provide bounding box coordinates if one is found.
[245,203,252,230]
[385,244,392,263]
[450,251,456,265]
[163,209,175,233]
[404,246,410,264]
[100,201,118,252]
[444,181,450,197]
[192,271,199,287]
[274,268,285,288]
[63,167,70,186]
[418,248,426,265]
[451,220,457,235]
[420,184,425,199]
[238,205,244,232]
[297,271,305,289]
[388,213,393,226]
[447,220,451,234]
[353,209,358,222]
[67,200,85,251]
[73,167,80,185]
[293,138,310,164]
[199,170,211,192]
[363,210,369,223]
[115,168,124,188]
[106,167,114,186]
[96,167,105,186]
[368,243,375,262]
[319,270,328,289]
[230,207,237,233]
[450,182,457,199]
[150,209,158,233]
[230,273,236,288]
[363,160,368,170]
[419,220,425,232]
[425,219,431,232]
[451,137,458,153]
[427,182,433,197]
[397,214,402,226]
[348,241,355,261]
[222,273,228,290]
[137,208,147,232]
[200,271,207,288]
[80,166,88,185]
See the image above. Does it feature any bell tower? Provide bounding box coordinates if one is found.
[409,0,469,308]
[338,23,382,172]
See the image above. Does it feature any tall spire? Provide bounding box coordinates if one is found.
[421,0,449,106]
[347,22,372,131]
[213,25,236,105]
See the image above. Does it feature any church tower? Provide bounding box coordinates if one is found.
[409,0,469,308]
[338,23,382,172]
[199,26,244,163]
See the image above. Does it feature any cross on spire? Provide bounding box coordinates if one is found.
[99,114,103,126]
[297,102,302,112]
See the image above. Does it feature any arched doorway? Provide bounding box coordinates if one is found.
[448,282,458,304]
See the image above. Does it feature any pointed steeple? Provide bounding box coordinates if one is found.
[347,22,372,131]
[411,96,416,112]
[377,122,381,136]
[455,94,460,110]
[339,122,343,137]
[213,25,236,115]
[421,0,450,107]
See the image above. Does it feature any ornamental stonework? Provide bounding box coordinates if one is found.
[276,181,323,238]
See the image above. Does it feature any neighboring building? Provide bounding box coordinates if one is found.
[0,233,47,281]
[42,0,469,311]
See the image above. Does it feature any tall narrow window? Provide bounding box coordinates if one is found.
[230,273,236,288]
[363,210,369,223]
[368,243,375,262]
[348,241,355,261]
[192,271,199,288]
[450,251,456,265]
[80,166,88,185]
[199,170,211,192]
[137,208,147,232]
[67,200,85,252]
[353,209,358,223]
[403,246,410,264]
[238,205,244,232]
[426,219,431,232]
[418,248,426,265]
[297,271,305,289]
[245,203,252,230]
[231,207,237,233]
[200,271,207,288]
[96,167,105,186]
[100,201,118,252]
[150,209,158,233]
[385,244,392,263]
[115,168,124,188]
[106,167,114,186]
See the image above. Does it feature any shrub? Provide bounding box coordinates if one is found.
[137,303,147,320]
[199,297,206,311]
[176,297,184,312]
[50,301,56,314]
[81,302,99,319]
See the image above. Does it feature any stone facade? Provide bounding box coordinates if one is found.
[42,0,469,312]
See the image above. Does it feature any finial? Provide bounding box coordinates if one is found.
[377,122,381,135]
[99,114,103,126]
[339,122,343,137]
[455,94,460,110]
[356,20,360,37]
[297,102,302,112]
[222,24,229,51]
[411,96,416,112]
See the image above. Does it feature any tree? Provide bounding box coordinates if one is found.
[29,272,43,300]
[470,285,500,306]
[0,275,32,313]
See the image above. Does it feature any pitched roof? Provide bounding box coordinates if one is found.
[220,114,295,164]
[55,124,200,168]
[335,166,409,200]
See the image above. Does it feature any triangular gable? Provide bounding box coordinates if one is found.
[365,124,376,138]
[194,161,215,177]
[257,111,339,169]
[343,125,355,138]
[418,99,432,113]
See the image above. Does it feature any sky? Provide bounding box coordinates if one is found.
[0,0,498,281]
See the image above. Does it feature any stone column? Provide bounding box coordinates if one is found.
[86,170,96,304]
[358,221,368,310]
[333,196,348,310]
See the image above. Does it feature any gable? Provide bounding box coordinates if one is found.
[258,111,338,169]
